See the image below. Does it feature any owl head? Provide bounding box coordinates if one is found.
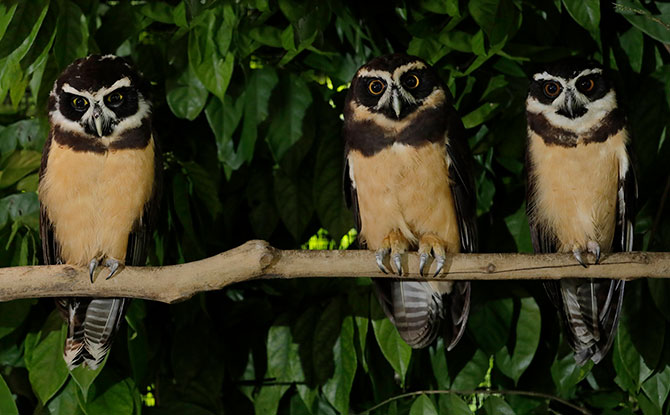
[527,60,618,130]
[48,55,151,140]
[344,54,448,123]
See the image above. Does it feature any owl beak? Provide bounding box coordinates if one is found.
[92,104,104,137]
[558,90,587,119]
[392,91,401,118]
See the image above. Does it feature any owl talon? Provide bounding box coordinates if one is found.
[375,248,390,274]
[104,258,121,280]
[433,255,446,277]
[419,253,429,277]
[88,258,99,283]
[573,249,587,268]
[587,241,601,264]
[392,253,403,276]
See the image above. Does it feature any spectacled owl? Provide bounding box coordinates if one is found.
[343,54,477,349]
[525,59,636,364]
[39,55,161,369]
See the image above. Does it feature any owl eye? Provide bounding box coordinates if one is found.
[71,96,89,111]
[543,81,562,98]
[368,79,385,95]
[404,74,420,89]
[106,92,124,107]
[577,78,595,93]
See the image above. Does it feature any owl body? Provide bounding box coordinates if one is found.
[525,60,635,364]
[39,55,160,369]
[344,54,476,349]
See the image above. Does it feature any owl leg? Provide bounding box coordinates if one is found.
[587,240,601,264]
[377,230,409,276]
[572,240,601,268]
[418,234,447,277]
[104,257,123,280]
[88,258,99,283]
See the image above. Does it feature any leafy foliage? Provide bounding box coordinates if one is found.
[1,0,670,413]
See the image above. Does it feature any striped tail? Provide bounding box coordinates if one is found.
[558,279,625,365]
[60,298,128,370]
[373,280,470,349]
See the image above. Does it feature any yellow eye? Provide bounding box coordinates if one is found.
[71,96,89,111]
[106,92,123,107]
[577,78,595,93]
[368,79,385,95]
[543,81,561,98]
[404,74,420,89]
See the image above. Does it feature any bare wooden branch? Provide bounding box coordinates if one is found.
[0,240,668,304]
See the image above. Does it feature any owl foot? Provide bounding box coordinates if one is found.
[572,241,601,268]
[88,258,99,283]
[418,234,447,277]
[375,248,390,274]
[104,258,122,280]
[379,230,409,276]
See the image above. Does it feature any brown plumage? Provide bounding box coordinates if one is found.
[343,54,477,349]
[525,59,636,365]
[39,55,160,369]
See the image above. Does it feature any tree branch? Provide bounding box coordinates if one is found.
[0,240,667,304]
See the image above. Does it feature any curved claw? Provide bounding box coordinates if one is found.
[419,253,429,277]
[105,258,120,280]
[573,250,587,268]
[392,253,402,276]
[432,255,445,278]
[88,258,99,283]
[587,241,601,264]
[375,248,390,274]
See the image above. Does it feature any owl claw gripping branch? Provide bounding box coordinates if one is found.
[343,54,478,350]
[39,55,161,370]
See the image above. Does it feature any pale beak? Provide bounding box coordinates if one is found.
[392,90,401,118]
[93,105,103,137]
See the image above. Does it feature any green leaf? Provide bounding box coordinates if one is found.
[0,118,49,156]
[618,28,644,73]
[246,169,279,239]
[24,312,69,404]
[495,297,541,384]
[562,0,600,37]
[0,373,18,415]
[182,161,222,217]
[254,385,290,415]
[451,348,489,390]
[70,359,105,402]
[166,65,209,120]
[80,372,135,415]
[613,309,652,393]
[615,0,670,44]
[266,74,313,162]
[0,192,39,231]
[371,299,412,385]
[140,2,174,24]
[237,67,280,166]
[0,299,33,340]
[468,298,513,354]
[468,0,520,47]
[0,149,41,188]
[438,394,474,415]
[53,1,88,70]
[462,102,500,129]
[551,346,590,397]
[322,315,357,414]
[313,298,344,384]
[641,366,670,412]
[0,2,18,43]
[274,171,313,242]
[648,279,670,321]
[482,396,516,415]
[504,203,533,253]
[46,379,85,415]
[409,394,438,415]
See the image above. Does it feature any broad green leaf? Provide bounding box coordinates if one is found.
[322,315,357,414]
[0,299,34,340]
[618,28,644,73]
[313,298,344,384]
[140,2,174,24]
[0,2,18,43]
[371,299,411,385]
[46,379,84,415]
[70,358,106,402]
[551,347,590,397]
[495,297,541,383]
[266,74,313,162]
[0,150,41,188]
[248,26,283,47]
[462,102,500,129]
[237,67,279,166]
[0,0,48,61]
[274,171,313,242]
[438,394,473,415]
[451,348,489,390]
[615,0,670,44]
[205,94,242,168]
[641,365,670,412]
[80,372,135,415]
[0,118,49,156]
[53,1,88,70]
[468,298,513,354]
[504,203,533,253]
[613,308,652,393]
[0,192,39,232]
[468,0,520,47]
[246,169,279,239]
[409,394,438,415]
[482,396,516,415]
[0,373,18,415]
[254,385,290,415]
[648,279,670,321]
[562,0,600,37]
[166,65,209,120]
[24,312,69,404]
